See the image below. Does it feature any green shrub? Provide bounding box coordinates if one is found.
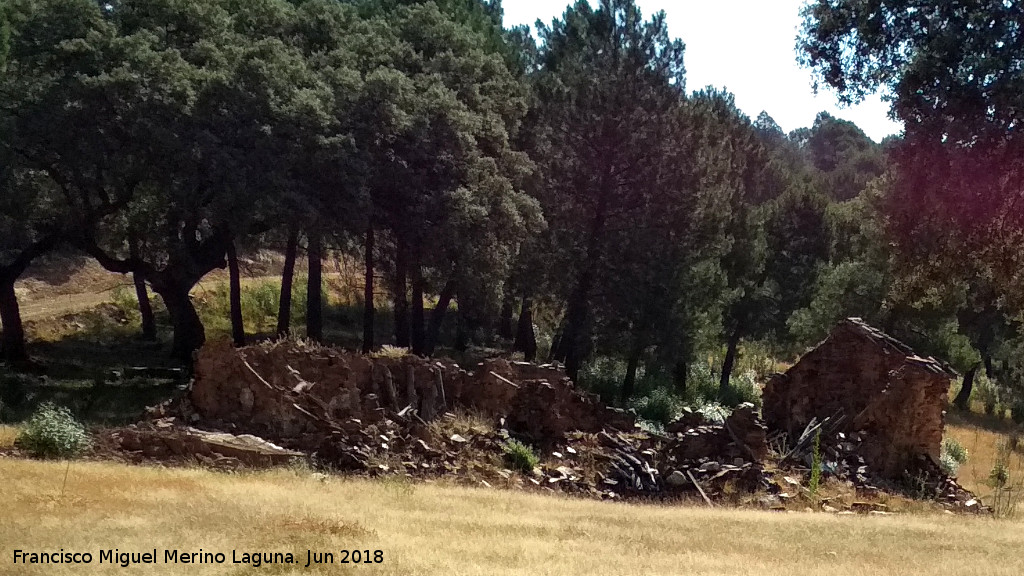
[15,403,89,459]
[629,388,682,426]
[694,401,731,425]
[579,357,628,404]
[809,429,822,497]
[501,439,539,473]
[240,281,281,332]
[975,373,1000,415]
[940,438,969,476]
[719,369,762,408]
[110,285,140,321]
[735,342,779,381]
[684,360,719,405]
[1011,399,1024,426]
[986,443,1022,519]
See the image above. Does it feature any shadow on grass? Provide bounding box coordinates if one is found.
[947,408,1022,436]
[1,331,186,426]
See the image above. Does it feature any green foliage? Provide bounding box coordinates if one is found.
[975,373,1001,416]
[799,0,1024,319]
[1012,400,1024,426]
[195,277,311,336]
[693,402,731,425]
[800,112,885,201]
[719,369,762,409]
[628,388,682,427]
[986,442,1022,519]
[578,357,628,405]
[15,403,89,459]
[685,360,720,404]
[939,438,968,476]
[110,285,140,322]
[501,438,539,473]
[0,6,10,72]
[2,0,1023,407]
[809,429,822,497]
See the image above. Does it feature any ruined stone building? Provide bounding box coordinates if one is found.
[762,318,956,477]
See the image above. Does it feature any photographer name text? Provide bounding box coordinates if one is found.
[13,548,384,568]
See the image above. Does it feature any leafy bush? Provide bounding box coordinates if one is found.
[629,388,682,426]
[734,342,780,381]
[110,285,140,321]
[579,357,628,404]
[501,439,539,473]
[684,360,719,404]
[940,438,969,476]
[1011,399,1024,426]
[719,369,762,408]
[371,345,409,359]
[694,402,731,425]
[240,281,281,331]
[974,373,1000,415]
[195,277,313,336]
[15,403,89,459]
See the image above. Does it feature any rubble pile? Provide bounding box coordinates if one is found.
[106,320,985,512]
[763,318,956,478]
[188,340,633,443]
[108,418,304,469]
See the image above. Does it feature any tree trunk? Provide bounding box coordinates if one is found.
[559,272,594,380]
[393,241,410,348]
[362,225,375,353]
[424,280,456,356]
[513,296,537,362]
[227,241,246,347]
[548,328,563,362]
[410,263,426,355]
[305,232,323,342]
[498,295,514,340]
[306,231,323,342]
[455,290,469,352]
[0,275,27,363]
[622,348,641,401]
[156,283,205,363]
[132,272,156,341]
[81,229,227,363]
[954,363,980,411]
[276,227,299,337]
[0,236,59,363]
[719,327,743,396]
[129,236,156,341]
[673,360,688,393]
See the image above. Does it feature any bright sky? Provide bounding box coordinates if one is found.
[502,0,903,142]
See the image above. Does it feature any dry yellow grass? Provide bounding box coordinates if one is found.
[945,417,1023,500]
[0,426,18,449]
[1,458,1022,576]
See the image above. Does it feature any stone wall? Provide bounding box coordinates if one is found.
[190,340,634,444]
[762,319,953,477]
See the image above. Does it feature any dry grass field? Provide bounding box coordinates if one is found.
[946,418,1023,497]
[1,458,1022,576]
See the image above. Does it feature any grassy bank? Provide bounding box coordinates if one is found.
[1,458,1021,576]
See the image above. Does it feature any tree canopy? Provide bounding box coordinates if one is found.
[1,0,1023,420]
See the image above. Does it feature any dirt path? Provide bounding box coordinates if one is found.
[18,287,126,321]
